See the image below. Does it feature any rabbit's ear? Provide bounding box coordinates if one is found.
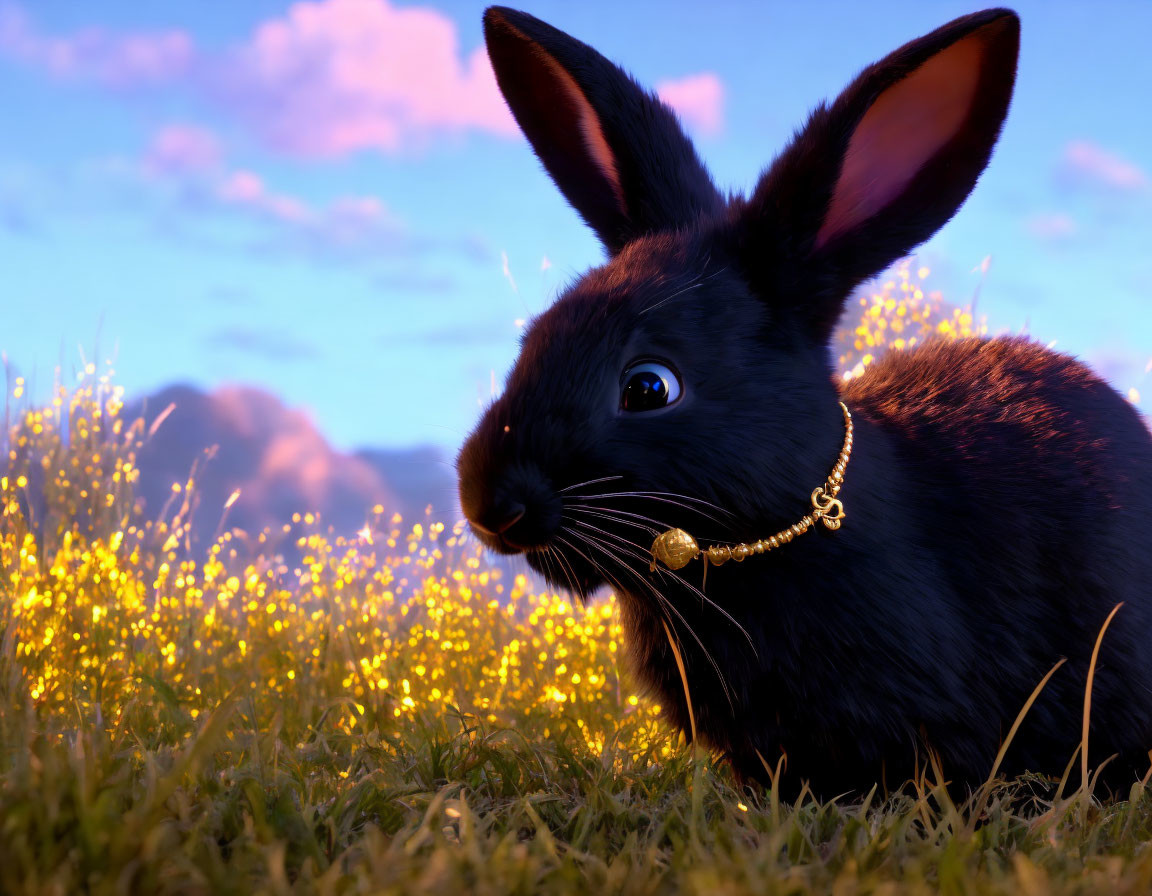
[484,7,722,255]
[738,9,1018,337]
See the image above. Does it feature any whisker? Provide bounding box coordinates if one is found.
[558,531,662,621]
[542,546,566,596]
[624,490,736,517]
[573,489,733,514]
[562,506,659,536]
[566,502,744,547]
[640,268,705,315]
[537,547,559,595]
[570,491,731,525]
[640,265,729,316]
[650,566,757,654]
[560,549,584,599]
[566,519,754,652]
[559,475,624,494]
[564,516,656,556]
[640,281,704,316]
[548,544,581,599]
[567,528,734,709]
[563,503,666,532]
[554,534,624,605]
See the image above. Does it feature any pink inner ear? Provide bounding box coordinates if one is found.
[815,31,987,249]
[539,51,626,215]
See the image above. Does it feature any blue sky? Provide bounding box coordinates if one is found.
[2,0,1150,452]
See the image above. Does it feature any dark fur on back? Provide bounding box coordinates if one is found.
[458,7,1152,798]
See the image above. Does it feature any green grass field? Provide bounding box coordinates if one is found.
[5,272,1152,894]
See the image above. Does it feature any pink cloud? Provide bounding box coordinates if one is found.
[220,1,725,155]
[217,0,516,157]
[0,4,193,86]
[218,170,314,224]
[135,122,411,257]
[144,124,222,175]
[1061,140,1149,192]
[4,2,728,158]
[218,169,269,204]
[656,72,725,137]
[1025,212,1077,242]
[330,195,387,222]
[132,384,409,554]
[211,166,405,256]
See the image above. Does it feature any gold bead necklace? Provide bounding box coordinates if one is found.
[649,402,853,573]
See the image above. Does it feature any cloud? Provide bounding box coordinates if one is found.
[0,3,193,86]
[133,126,415,260]
[212,0,517,157]
[3,2,724,158]
[1025,212,1077,243]
[1059,140,1149,193]
[217,169,308,223]
[126,383,455,558]
[144,124,222,175]
[213,167,410,257]
[1,0,513,155]
[656,72,725,137]
[205,325,321,361]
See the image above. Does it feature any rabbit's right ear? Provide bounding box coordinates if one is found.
[484,7,722,255]
[735,9,1019,339]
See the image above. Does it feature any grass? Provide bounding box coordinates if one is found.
[5,270,1152,894]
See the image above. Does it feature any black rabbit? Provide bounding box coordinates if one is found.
[457,6,1152,798]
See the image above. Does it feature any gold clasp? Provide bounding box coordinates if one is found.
[811,487,845,530]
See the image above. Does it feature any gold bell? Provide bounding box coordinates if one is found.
[650,528,700,571]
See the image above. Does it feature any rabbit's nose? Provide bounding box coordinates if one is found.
[471,501,526,537]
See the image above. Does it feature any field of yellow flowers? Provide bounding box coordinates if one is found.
[4,266,1152,895]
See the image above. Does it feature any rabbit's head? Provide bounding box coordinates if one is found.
[457,7,1018,596]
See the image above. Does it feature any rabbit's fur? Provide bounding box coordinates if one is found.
[457,7,1152,797]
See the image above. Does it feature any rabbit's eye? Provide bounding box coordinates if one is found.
[620,361,682,412]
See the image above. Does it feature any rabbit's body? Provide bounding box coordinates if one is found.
[459,6,1152,795]
[626,335,1152,794]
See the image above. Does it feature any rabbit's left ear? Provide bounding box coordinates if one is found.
[736,9,1019,338]
[484,7,722,255]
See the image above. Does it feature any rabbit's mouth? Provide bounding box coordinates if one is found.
[459,455,564,553]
